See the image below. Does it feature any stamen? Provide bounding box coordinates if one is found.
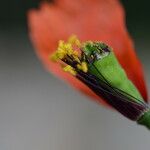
[63,65,77,76]
[51,35,88,74]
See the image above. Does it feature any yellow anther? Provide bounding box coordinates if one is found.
[81,62,88,73]
[58,40,65,48]
[68,35,81,47]
[76,62,88,73]
[58,41,73,56]
[56,47,67,59]
[57,51,65,59]
[63,65,77,76]
[50,53,59,61]
[77,64,82,70]
[64,43,71,49]
[65,43,73,55]
[74,56,80,63]
[73,50,79,56]
[51,39,73,60]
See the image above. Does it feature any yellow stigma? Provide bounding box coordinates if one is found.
[63,65,77,76]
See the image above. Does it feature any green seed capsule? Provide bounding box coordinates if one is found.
[82,41,143,101]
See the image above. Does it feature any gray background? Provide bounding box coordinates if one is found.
[0,1,150,150]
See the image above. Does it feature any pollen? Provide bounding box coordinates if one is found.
[63,65,77,76]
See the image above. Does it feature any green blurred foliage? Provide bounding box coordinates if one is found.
[121,0,150,34]
[0,0,149,34]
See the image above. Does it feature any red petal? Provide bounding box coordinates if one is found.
[28,0,148,104]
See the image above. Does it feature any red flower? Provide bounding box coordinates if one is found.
[28,0,148,105]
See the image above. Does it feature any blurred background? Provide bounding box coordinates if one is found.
[0,0,150,150]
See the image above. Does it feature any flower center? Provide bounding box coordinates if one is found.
[51,35,110,76]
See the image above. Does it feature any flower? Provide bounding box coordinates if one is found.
[50,36,149,122]
[28,0,148,106]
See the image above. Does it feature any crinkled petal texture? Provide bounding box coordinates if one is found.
[28,0,148,104]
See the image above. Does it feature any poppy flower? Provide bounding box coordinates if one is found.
[28,0,150,128]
